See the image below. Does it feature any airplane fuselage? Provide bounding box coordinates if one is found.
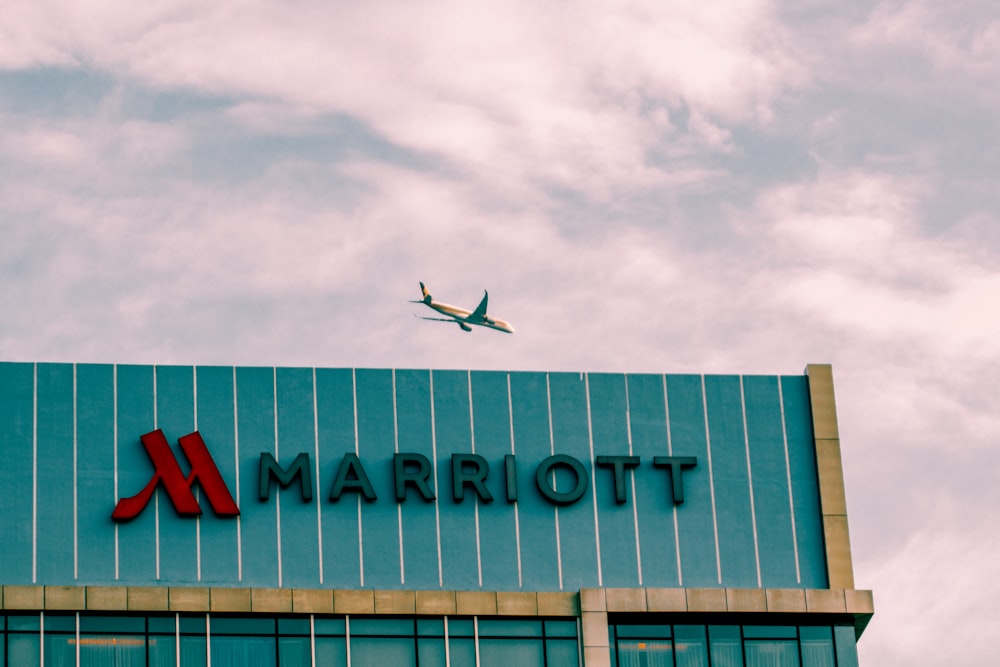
[427,299,515,333]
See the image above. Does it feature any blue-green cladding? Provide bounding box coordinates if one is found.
[0,363,827,591]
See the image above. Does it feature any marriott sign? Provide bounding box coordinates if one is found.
[112,429,697,522]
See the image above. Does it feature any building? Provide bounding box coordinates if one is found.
[0,362,872,665]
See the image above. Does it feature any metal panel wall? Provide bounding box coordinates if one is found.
[0,363,827,591]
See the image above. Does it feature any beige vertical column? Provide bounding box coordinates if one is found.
[579,589,611,667]
[805,364,855,589]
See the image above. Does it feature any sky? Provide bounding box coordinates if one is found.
[1,0,998,663]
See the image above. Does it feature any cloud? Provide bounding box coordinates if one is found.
[861,515,1000,665]
[852,1,1000,78]
[0,0,803,204]
[0,111,190,188]
[750,165,1000,358]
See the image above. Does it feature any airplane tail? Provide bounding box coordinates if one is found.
[419,282,432,304]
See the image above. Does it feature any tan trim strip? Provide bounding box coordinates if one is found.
[0,586,579,617]
[1,585,872,617]
[578,587,873,617]
[805,364,855,589]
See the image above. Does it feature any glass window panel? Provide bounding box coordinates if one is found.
[833,626,860,667]
[211,617,275,635]
[350,637,415,666]
[479,638,545,667]
[8,615,40,631]
[447,619,475,637]
[709,626,743,667]
[798,627,831,642]
[477,619,543,637]
[417,619,445,636]
[43,615,76,632]
[211,636,276,667]
[674,625,709,667]
[80,616,147,634]
[148,616,175,634]
[44,632,77,667]
[314,637,347,666]
[148,634,176,667]
[799,627,834,667]
[179,616,206,634]
[180,636,207,667]
[745,641,800,667]
[417,638,447,666]
[8,634,41,665]
[449,637,476,665]
[616,624,672,639]
[78,635,146,667]
[800,642,835,667]
[314,618,346,636]
[544,620,578,638]
[616,640,673,667]
[278,636,311,666]
[278,618,311,636]
[1,614,6,629]
[349,618,414,636]
[743,626,797,639]
[546,638,579,665]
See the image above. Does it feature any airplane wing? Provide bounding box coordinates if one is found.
[469,290,489,321]
[416,316,457,323]
[416,315,472,332]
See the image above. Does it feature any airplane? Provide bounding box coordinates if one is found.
[411,282,515,333]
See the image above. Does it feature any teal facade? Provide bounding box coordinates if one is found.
[0,363,827,592]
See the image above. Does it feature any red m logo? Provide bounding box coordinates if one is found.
[112,429,240,521]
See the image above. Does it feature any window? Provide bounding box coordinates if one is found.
[0,613,580,667]
[610,622,856,667]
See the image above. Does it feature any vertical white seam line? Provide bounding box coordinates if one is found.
[702,374,722,584]
[154,365,160,581]
[345,615,352,667]
[507,373,523,588]
[32,362,37,583]
[625,375,643,585]
[444,616,451,667]
[40,611,44,665]
[778,377,802,583]
[353,369,364,587]
[314,368,324,585]
[73,363,78,580]
[233,367,243,582]
[274,366,283,588]
[310,614,316,667]
[546,373,563,590]
[114,364,119,580]
[474,616,481,667]
[430,370,443,587]
[194,367,201,583]
[393,369,404,585]
[469,370,483,588]
[75,611,80,665]
[663,374,683,586]
[740,376,763,588]
[584,373,603,587]
[175,612,180,667]
[206,613,211,667]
